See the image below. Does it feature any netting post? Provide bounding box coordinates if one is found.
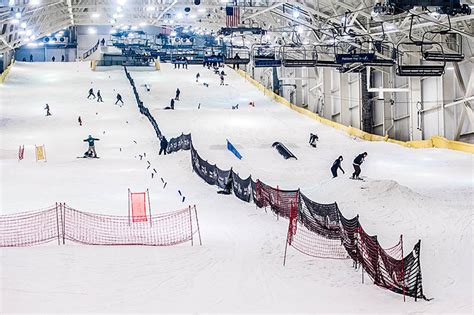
[43,144,47,162]
[147,189,152,227]
[283,216,291,266]
[55,202,61,245]
[128,188,131,226]
[401,234,406,302]
[359,225,364,284]
[194,205,202,246]
[276,185,280,221]
[189,205,194,246]
[61,203,66,245]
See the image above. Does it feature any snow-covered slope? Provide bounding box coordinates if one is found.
[0,62,472,313]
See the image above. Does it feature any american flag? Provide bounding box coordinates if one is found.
[226,6,240,27]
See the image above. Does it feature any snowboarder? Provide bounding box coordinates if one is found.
[217,176,233,195]
[159,136,168,155]
[51,56,55,62]
[78,116,82,126]
[101,38,106,46]
[97,90,103,102]
[351,152,368,180]
[44,104,51,116]
[175,88,180,100]
[196,73,200,82]
[83,135,100,158]
[29,54,33,62]
[309,133,319,147]
[115,93,124,105]
[87,88,96,99]
[331,156,345,178]
[220,74,225,85]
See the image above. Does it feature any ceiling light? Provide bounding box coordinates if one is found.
[131,25,138,30]
[15,12,21,19]
[176,12,183,19]
[20,22,27,28]
[292,10,300,18]
[198,8,206,13]
[117,0,126,5]
[25,30,32,36]
[88,27,97,34]
[146,6,155,12]
[11,18,19,24]
[190,14,196,19]
[31,0,40,5]
[139,22,147,26]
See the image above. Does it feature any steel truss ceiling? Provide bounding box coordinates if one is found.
[0,0,473,55]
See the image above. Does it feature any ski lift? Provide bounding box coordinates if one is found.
[280,44,318,67]
[422,15,464,62]
[251,44,281,67]
[396,15,446,76]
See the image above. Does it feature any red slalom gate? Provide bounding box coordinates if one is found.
[0,204,202,247]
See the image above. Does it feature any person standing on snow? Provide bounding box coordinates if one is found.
[83,135,100,158]
[331,156,345,178]
[78,116,82,126]
[351,152,368,180]
[115,93,124,105]
[175,88,181,101]
[196,73,200,82]
[87,88,96,99]
[220,74,225,85]
[44,104,51,116]
[159,136,168,155]
[97,90,103,102]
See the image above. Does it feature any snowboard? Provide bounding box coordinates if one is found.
[349,176,365,181]
[77,156,100,159]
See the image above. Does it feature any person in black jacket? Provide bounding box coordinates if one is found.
[115,93,124,105]
[351,152,367,179]
[87,88,96,99]
[331,156,345,178]
[309,133,319,147]
[175,88,180,100]
[159,136,168,155]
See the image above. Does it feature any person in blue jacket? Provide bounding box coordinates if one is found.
[83,135,100,158]
[331,156,345,178]
[159,136,168,155]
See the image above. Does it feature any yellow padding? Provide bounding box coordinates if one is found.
[35,146,45,161]
[90,60,97,71]
[155,60,161,71]
[234,68,474,154]
[0,59,15,84]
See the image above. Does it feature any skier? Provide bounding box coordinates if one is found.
[220,74,225,86]
[175,88,180,100]
[196,72,200,82]
[351,152,368,180]
[159,136,168,155]
[331,156,345,178]
[78,116,82,126]
[87,88,96,99]
[309,133,319,147]
[115,93,124,105]
[83,135,100,158]
[44,104,51,116]
[97,90,103,102]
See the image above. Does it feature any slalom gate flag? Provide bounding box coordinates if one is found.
[131,192,147,222]
[227,139,242,160]
[226,6,241,27]
[35,145,45,161]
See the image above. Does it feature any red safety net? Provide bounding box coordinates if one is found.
[0,204,201,247]
[253,180,299,219]
[0,205,61,247]
[64,205,197,246]
[130,192,148,222]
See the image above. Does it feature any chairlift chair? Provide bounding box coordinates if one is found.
[422,30,464,62]
[280,44,318,67]
[251,44,281,67]
[225,45,250,65]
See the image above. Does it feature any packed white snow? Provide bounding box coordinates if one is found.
[0,62,472,313]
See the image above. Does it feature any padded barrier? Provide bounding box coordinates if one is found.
[233,68,474,154]
[0,59,15,84]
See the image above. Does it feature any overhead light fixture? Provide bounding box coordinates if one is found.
[176,12,184,19]
[15,12,21,19]
[11,18,19,24]
[117,0,126,5]
[292,10,300,18]
[146,6,155,12]
[25,29,32,36]
[198,8,206,13]
[190,14,196,19]
[139,22,147,26]
[31,0,41,5]
[88,27,97,34]
[20,22,27,28]
[92,13,100,18]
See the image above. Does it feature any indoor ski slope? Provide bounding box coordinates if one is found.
[0,62,472,313]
